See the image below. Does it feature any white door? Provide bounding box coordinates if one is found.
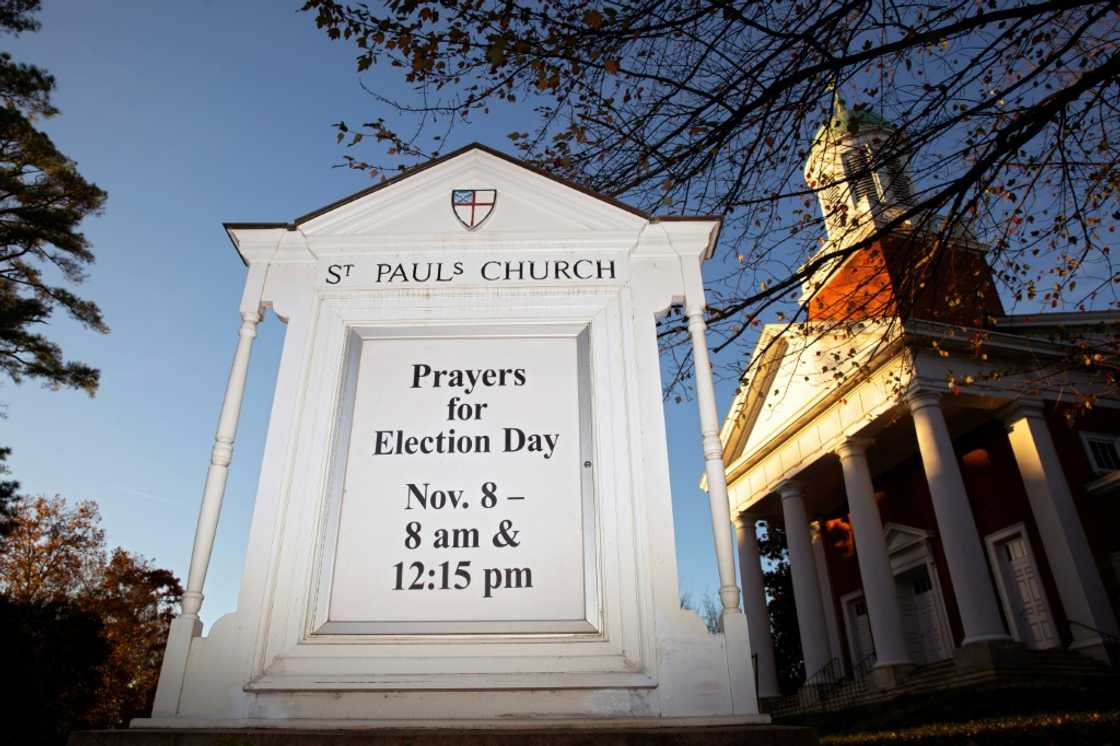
[897,575,925,664]
[997,535,1059,649]
[897,566,951,665]
[848,597,875,668]
[912,567,950,663]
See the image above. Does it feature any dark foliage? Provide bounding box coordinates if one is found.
[0,497,182,743]
[0,0,107,395]
[0,446,19,535]
[302,0,1119,398]
[758,520,805,693]
[0,596,107,746]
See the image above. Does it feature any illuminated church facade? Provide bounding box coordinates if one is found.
[719,102,1120,705]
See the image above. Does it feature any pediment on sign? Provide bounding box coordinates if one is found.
[295,144,649,239]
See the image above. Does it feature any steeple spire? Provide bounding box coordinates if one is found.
[805,97,913,246]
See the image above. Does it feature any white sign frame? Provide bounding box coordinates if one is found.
[309,324,601,636]
[247,289,653,691]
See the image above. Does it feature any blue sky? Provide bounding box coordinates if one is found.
[3,1,741,627]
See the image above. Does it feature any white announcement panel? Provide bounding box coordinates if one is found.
[327,333,596,633]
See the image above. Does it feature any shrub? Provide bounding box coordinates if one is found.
[822,710,1120,745]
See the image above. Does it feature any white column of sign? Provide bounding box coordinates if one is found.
[686,302,742,615]
[1003,401,1119,656]
[181,307,263,620]
[836,438,911,667]
[679,272,757,713]
[153,263,267,718]
[908,390,1008,644]
[735,514,781,698]
[780,481,833,678]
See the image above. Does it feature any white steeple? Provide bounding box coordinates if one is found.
[804,98,915,245]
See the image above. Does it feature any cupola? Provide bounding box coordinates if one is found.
[805,98,914,244]
[801,99,1004,327]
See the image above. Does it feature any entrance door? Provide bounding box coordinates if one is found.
[995,533,1059,649]
[847,596,875,668]
[896,565,950,664]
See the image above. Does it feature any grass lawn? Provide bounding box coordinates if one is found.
[774,684,1120,745]
[821,710,1119,745]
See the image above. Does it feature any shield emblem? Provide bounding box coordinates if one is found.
[452,189,497,230]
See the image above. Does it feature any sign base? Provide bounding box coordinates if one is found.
[74,724,817,745]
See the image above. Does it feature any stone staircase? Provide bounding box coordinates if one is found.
[768,647,1118,717]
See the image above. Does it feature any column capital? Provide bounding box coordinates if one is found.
[836,436,875,460]
[734,510,762,529]
[998,398,1047,427]
[905,386,943,414]
[777,479,807,501]
[239,306,263,325]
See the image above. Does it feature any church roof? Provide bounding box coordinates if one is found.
[813,97,893,147]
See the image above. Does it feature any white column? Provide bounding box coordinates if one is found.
[735,513,781,698]
[780,481,833,678]
[908,390,1009,644]
[181,307,263,621]
[152,301,264,718]
[811,521,846,672]
[685,304,742,616]
[837,438,911,667]
[683,298,756,713]
[1003,401,1119,655]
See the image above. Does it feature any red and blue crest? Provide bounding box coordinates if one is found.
[452,189,497,230]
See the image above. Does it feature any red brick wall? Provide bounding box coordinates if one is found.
[809,241,896,322]
[1043,404,1120,623]
[821,513,860,670]
[882,238,1005,325]
[956,422,1068,646]
[808,236,1004,325]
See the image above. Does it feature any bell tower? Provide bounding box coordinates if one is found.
[802,99,1003,326]
[805,98,915,245]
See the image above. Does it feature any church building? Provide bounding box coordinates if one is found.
[719,101,1120,708]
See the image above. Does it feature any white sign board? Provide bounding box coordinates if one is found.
[324,331,598,633]
[142,145,760,729]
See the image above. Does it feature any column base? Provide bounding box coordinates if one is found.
[952,638,1025,672]
[867,663,915,691]
[757,696,784,715]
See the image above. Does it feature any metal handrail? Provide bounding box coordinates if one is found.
[1065,618,1120,668]
[1066,618,1120,646]
[854,651,878,679]
[804,657,844,686]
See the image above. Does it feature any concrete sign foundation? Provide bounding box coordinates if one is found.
[133,144,781,732]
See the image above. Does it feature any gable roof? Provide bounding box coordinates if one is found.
[223,142,720,250]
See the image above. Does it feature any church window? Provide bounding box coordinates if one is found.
[885,157,914,206]
[912,574,933,594]
[1080,432,1120,474]
[841,148,878,207]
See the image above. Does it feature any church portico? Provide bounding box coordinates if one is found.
[724,374,1119,706]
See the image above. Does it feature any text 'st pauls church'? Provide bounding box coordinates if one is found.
[135,144,785,734]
